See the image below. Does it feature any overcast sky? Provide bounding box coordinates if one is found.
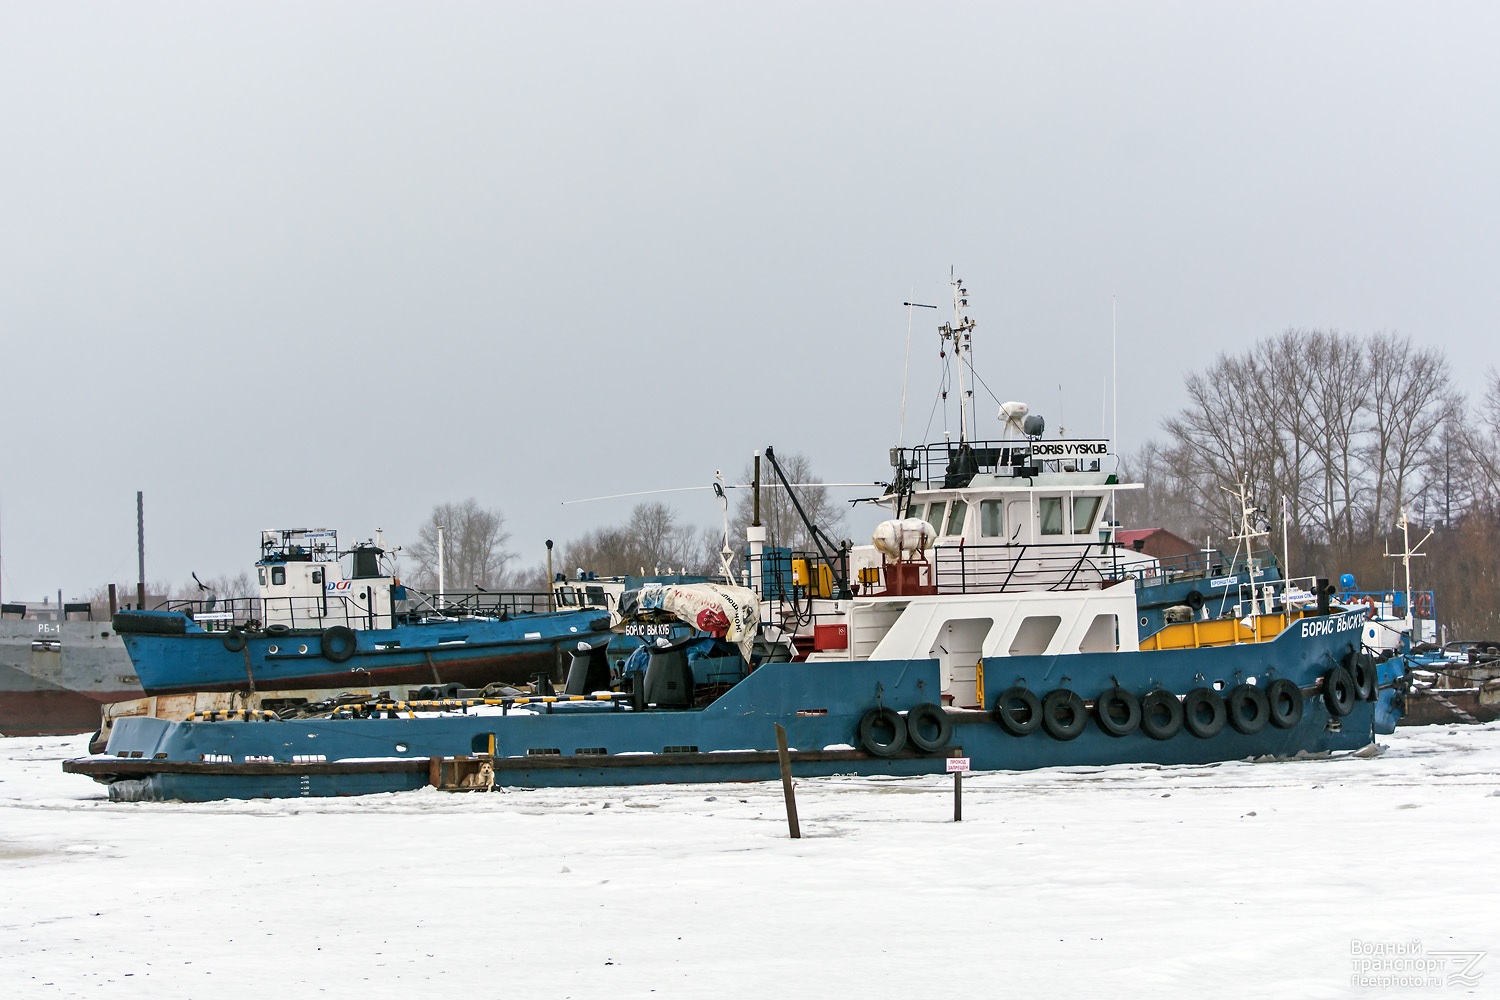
[3,2,1497,601]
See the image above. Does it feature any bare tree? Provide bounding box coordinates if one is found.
[173,571,256,603]
[404,499,513,589]
[727,450,846,553]
[559,502,708,577]
[1361,333,1454,536]
[1466,367,1500,506]
[1145,328,1457,578]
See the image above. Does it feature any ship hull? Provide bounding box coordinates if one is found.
[116,610,612,696]
[1,620,141,736]
[72,610,1385,801]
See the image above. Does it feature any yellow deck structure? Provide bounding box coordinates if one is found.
[1139,610,1317,651]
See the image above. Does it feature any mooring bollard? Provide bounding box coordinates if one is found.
[947,752,970,821]
[774,723,801,839]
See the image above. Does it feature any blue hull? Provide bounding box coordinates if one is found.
[82,610,1382,801]
[118,610,611,696]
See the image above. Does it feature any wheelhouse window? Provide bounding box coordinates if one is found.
[271,567,286,586]
[980,499,1004,537]
[1039,497,1064,536]
[907,502,926,523]
[926,501,948,535]
[1072,496,1102,535]
[945,500,968,536]
[257,568,267,586]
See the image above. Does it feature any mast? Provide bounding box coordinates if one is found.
[1386,509,1433,641]
[937,271,976,443]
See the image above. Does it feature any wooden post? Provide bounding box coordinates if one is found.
[774,723,801,839]
[948,749,968,822]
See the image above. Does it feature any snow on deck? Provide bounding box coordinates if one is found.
[2,727,1498,999]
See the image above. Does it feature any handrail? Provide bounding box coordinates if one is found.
[158,588,558,631]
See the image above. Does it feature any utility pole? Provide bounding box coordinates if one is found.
[136,491,145,610]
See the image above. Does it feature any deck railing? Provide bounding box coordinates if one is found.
[159,588,556,632]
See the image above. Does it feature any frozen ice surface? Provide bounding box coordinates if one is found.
[2,727,1498,999]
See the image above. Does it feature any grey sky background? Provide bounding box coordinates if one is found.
[3,2,1497,600]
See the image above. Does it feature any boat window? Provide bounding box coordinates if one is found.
[271,567,286,586]
[1006,499,1029,542]
[945,500,968,536]
[1072,496,1102,535]
[1009,615,1061,655]
[1039,497,1064,535]
[926,501,948,535]
[907,502,926,523]
[312,570,323,585]
[257,568,266,586]
[980,499,1004,537]
[1080,613,1118,653]
[557,589,575,607]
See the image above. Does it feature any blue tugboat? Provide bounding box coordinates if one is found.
[68,278,1398,800]
[111,529,611,696]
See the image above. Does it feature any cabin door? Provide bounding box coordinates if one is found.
[929,617,994,710]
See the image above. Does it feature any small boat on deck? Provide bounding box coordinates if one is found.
[110,529,611,697]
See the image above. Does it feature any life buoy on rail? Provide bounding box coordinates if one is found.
[321,625,357,664]
[1140,689,1184,740]
[1265,677,1304,729]
[992,686,1042,736]
[1364,597,1377,620]
[1094,686,1141,737]
[905,702,953,753]
[1414,593,1434,619]
[858,706,907,757]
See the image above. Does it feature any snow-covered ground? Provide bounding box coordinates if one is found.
[2,728,1497,1000]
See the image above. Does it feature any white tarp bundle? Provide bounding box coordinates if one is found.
[625,583,761,661]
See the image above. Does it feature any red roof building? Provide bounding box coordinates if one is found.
[1114,528,1199,561]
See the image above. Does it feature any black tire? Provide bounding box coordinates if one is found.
[223,630,248,653]
[1095,686,1141,737]
[993,686,1042,736]
[1041,689,1087,741]
[1266,678,1304,729]
[1141,690,1184,740]
[1323,665,1356,717]
[1185,590,1205,610]
[1347,652,1377,702]
[905,702,953,753]
[1225,683,1270,735]
[321,625,357,664]
[1182,687,1227,738]
[858,707,907,757]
